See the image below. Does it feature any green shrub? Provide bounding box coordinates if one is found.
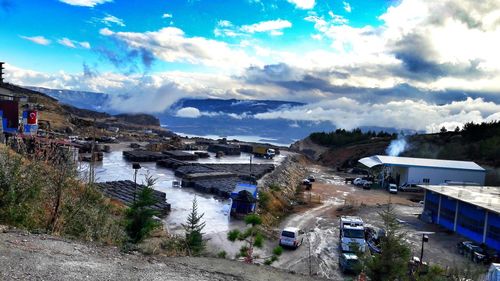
[217,250,227,259]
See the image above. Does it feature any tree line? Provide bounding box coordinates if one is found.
[310,128,396,147]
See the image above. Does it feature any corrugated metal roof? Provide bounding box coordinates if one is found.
[421,185,500,215]
[358,155,485,171]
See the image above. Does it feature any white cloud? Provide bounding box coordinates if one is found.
[79,41,91,49]
[287,0,315,9]
[99,28,114,36]
[215,19,292,37]
[101,27,259,69]
[241,19,292,34]
[58,37,76,48]
[255,97,500,132]
[59,0,112,7]
[57,37,91,49]
[162,13,172,18]
[20,35,51,46]
[102,14,125,27]
[176,107,201,118]
[343,1,352,12]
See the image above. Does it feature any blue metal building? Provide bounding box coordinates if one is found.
[421,185,500,251]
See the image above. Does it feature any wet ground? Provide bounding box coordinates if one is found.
[84,149,482,279]
[85,145,287,235]
[270,165,482,279]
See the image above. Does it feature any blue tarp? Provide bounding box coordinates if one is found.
[231,183,257,199]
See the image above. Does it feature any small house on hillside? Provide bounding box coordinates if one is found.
[0,62,40,138]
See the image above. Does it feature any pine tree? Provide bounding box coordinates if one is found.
[125,175,161,243]
[363,204,411,281]
[182,196,206,255]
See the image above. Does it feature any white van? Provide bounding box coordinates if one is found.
[388,184,398,194]
[279,227,304,249]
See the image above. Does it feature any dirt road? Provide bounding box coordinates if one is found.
[0,227,326,281]
[272,165,480,279]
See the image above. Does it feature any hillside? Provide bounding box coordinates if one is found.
[7,84,165,137]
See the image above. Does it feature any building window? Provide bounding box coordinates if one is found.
[488,225,500,241]
[423,178,430,184]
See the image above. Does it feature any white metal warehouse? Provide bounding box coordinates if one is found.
[358,155,486,186]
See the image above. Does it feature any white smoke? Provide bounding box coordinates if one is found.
[386,135,408,156]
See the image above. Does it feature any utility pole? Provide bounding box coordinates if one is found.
[308,230,312,276]
[88,118,96,185]
[249,154,253,176]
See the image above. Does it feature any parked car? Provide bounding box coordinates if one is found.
[388,184,398,194]
[339,253,361,274]
[363,181,373,190]
[353,178,364,186]
[302,179,312,190]
[399,183,422,192]
[365,227,384,254]
[485,263,500,281]
[457,241,499,264]
[279,227,304,249]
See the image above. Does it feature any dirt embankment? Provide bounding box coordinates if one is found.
[259,153,309,198]
[0,226,325,281]
[291,137,390,168]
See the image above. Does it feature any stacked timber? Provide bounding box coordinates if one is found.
[123,150,169,162]
[97,180,170,216]
[162,150,199,161]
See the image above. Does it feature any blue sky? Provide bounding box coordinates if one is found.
[0,0,389,73]
[1,0,500,132]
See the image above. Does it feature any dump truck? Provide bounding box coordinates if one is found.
[252,146,275,159]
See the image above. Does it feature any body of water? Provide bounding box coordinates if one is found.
[87,148,286,234]
[174,132,293,147]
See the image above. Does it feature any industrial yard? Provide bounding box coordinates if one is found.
[1,68,499,280]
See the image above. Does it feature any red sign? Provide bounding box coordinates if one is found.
[27,111,37,125]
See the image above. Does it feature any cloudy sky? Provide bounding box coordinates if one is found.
[1,0,500,132]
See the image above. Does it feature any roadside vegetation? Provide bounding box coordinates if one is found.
[0,144,126,244]
[227,214,283,264]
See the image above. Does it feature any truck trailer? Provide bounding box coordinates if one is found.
[252,146,275,159]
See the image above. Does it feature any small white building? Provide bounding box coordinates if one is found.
[359,155,486,186]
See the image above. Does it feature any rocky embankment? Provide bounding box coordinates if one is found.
[0,226,324,281]
[259,153,309,198]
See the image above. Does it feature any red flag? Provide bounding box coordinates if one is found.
[27,111,37,125]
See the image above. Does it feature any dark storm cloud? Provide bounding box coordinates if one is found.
[390,32,484,81]
[241,63,500,104]
[82,62,98,78]
[94,33,155,75]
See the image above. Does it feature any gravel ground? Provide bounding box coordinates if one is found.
[271,165,483,279]
[0,228,325,281]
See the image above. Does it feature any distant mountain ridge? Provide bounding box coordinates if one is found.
[27,86,111,112]
[26,86,409,145]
